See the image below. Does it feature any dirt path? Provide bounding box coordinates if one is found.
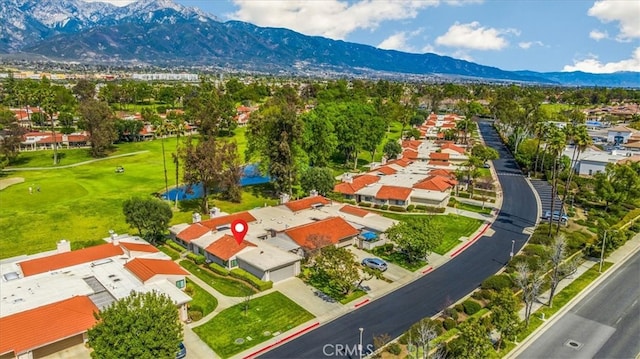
[1,151,149,171]
[0,177,25,190]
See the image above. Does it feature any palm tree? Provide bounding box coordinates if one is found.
[555,125,591,236]
[532,122,551,176]
[546,127,567,236]
[169,112,186,208]
[151,115,170,197]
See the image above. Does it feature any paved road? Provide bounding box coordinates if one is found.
[260,121,538,359]
[518,250,640,359]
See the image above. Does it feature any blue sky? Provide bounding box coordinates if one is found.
[95,0,640,73]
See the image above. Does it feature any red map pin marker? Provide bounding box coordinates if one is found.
[231,219,248,245]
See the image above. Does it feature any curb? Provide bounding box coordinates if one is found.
[450,222,491,258]
[354,299,370,308]
[242,322,320,359]
[504,238,640,359]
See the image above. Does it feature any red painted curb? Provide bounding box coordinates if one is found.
[354,298,370,308]
[421,266,433,274]
[450,223,490,258]
[243,322,320,359]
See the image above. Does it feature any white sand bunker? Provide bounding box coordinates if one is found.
[0,177,25,191]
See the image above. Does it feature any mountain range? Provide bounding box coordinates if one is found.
[1,0,638,87]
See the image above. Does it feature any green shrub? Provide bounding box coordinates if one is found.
[208,262,230,276]
[523,244,548,258]
[381,205,389,210]
[167,240,185,253]
[415,205,427,211]
[373,204,382,209]
[462,300,482,315]
[156,105,167,114]
[444,307,458,321]
[189,304,203,313]
[359,202,372,208]
[345,199,357,205]
[481,274,513,291]
[230,268,273,291]
[423,206,446,213]
[386,343,401,355]
[186,253,205,265]
[454,304,464,313]
[188,310,203,321]
[389,205,407,212]
[443,318,457,330]
[406,204,416,211]
[458,192,471,198]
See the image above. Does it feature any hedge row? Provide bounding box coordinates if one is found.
[230,268,273,291]
[186,253,205,265]
[415,205,446,213]
[167,240,185,253]
[208,262,230,276]
[612,208,640,230]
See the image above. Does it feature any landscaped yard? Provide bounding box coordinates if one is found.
[0,131,276,259]
[186,278,218,317]
[380,213,484,256]
[449,200,493,215]
[180,260,256,297]
[158,244,181,260]
[193,291,315,358]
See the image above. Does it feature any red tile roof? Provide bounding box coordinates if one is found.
[403,149,419,160]
[120,242,159,253]
[376,185,413,201]
[441,123,456,129]
[334,175,380,195]
[204,235,256,261]
[436,132,445,139]
[388,158,411,167]
[402,140,421,150]
[413,175,457,192]
[177,223,211,242]
[284,196,331,212]
[339,205,371,218]
[441,142,465,154]
[429,152,450,161]
[373,166,397,175]
[430,168,455,178]
[19,243,123,277]
[124,258,188,282]
[200,211,257,230]
[284,217,359,249]
[0,296,98,356]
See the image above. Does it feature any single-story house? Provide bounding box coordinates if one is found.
[236,245,302,283]
[203,234,257,269]
[283,217,360,254]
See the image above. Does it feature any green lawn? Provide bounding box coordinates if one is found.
[449,200,493,215]
[379,213,484,256]
[186,278,218,318]
[0,130,275,259]
[180,260,256,297]
[158,244,181,260]
[369,247,426,272]
[193,291,315,358]
[339,289,367,304]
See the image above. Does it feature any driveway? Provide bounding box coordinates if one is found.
[273,277,343,318]
[348,247,413,283]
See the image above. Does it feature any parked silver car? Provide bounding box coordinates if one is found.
[362,258,388,271]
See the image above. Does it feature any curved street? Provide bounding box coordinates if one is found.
[261,121,539,358]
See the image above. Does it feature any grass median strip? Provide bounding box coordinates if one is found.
[193,291,315,358]
[180,260,256,297]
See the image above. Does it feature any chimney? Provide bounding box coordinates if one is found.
[56,239,71,253]
[209,207,220,218]
[310,189,318,197]
[192,212,201,223]
[280,193,290,204]
[109,230,119,246]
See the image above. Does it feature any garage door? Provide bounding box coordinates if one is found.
[32,334,84,358]
[269,264,295,283]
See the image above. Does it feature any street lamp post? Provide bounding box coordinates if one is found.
[358,328,364,359]
[599,230,608,273]
[510,240,515,260]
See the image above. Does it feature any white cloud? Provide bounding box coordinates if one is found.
[563,47,640,73]
[452,50,473,61]
[589,29,609,41]
[518,41,544,49]
[444,0,484,5]
[81,0,136,6]
[377,29,423,53]
[228,0,446,40]
[588,0,640,41]
[435,21,516,50]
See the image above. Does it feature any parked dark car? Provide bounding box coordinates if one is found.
[362,258,388,271]
[176,342,186,359]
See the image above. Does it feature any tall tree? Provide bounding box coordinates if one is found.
[448,319,492,359]
[184,77,235,138]
[300,167,335,196]
[545,126,567,236]
[470,144,499,163]
[72,79,96,102]
[546,235,579,307]
[88,291,182,359]
[122,197,173,243]
[78,99,117,158]
[182,137,242,213]
[247,86,303,195]
[386,217,442,264]
[514,263,545,326]
[490,288,522,350]
[383,140,402,160]
[143,109,169,196]
[311,246,362,298]
[301,107,337,167]
[168,111,187,208]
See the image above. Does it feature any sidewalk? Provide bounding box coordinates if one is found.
[508,232,640,358]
